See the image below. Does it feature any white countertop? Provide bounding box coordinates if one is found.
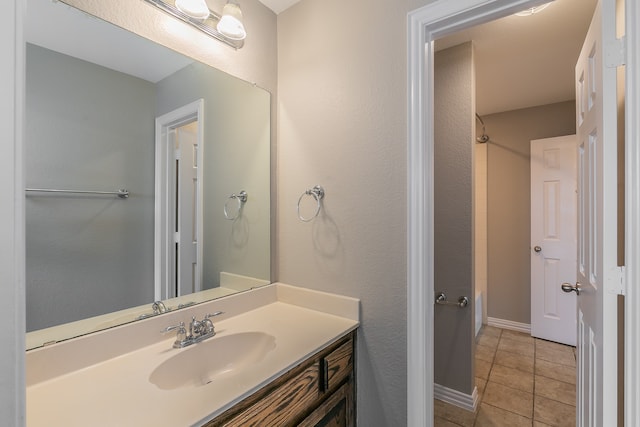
[26,284,359,426]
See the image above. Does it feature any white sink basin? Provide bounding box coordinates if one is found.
[149,332,276,390]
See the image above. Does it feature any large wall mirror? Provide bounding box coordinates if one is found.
[25,0,271,350]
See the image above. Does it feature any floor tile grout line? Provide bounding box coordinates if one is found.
[435,326,577,427]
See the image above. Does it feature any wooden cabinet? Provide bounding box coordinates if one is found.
[298,382,352,427]
[204,331,355,427]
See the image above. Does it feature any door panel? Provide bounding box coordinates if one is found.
[575,0,620,424]
[176,123,199,296]
[531,136,577,346]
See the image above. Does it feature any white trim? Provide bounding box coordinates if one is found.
[487,317,532,334]
[407,7,432,426]
[407,1,570,425]
[154,99,204,300]
[625,0,640,424]
[3,0,25,424]
[434,383,479,412]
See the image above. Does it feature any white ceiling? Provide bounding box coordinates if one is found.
[257,0,301,14]
[437,0,597,115]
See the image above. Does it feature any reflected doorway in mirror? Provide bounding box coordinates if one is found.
[155,99,205,300]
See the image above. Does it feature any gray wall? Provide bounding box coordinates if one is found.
[434,42,476,395]
[156,62,271,288]
[486,101,576,324]
[277,0,437,424]
[25,44,156,331]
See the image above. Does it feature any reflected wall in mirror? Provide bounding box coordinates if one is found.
[25,0,271,350]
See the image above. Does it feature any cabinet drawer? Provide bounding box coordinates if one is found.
[221,362,320,427]
[322,338,353,391]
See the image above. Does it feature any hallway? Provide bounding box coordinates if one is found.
[435,326,577,426]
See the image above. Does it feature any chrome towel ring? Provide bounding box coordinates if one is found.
[224,191,247,220]
[297,185,325,222]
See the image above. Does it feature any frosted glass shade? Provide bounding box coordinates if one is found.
[175,0,210,20]
[216,1,246,41]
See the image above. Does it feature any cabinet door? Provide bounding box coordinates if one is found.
[221,363,320,427]
[297,382,353,427]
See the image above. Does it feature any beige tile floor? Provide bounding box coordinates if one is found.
[435,326,577,427]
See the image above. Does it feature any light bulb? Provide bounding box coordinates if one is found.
[216,1,246,41]
[175,0,210,20]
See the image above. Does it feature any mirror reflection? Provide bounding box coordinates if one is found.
[25,0,271,350]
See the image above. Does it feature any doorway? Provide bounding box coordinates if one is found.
[430,1,591,415]
[154,99,205,301]
[407,0,633,425]
[434,0,593,342]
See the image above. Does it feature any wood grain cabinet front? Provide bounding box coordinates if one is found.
[204,331,355,427]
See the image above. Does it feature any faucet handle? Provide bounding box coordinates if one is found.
[162,321,186,334]
[205,311,224,319]
[201,312,224,335]
[163,322,189,348]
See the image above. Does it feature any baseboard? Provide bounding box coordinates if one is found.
[434,382,479,412]
[487,317,531,334]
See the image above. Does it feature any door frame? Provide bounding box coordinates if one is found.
[3,1,25,424]
[406,0,640,425]
[624,0,640,424]
[154,100,205,300]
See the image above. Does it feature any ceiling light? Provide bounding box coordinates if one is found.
[175,0,210,20]
[515,2,552,17]
[216,1,247,41]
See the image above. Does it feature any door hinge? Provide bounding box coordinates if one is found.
[607,265,625,295]
[174,148,181,160]
[174,231,180,244]
[605,36,626,68]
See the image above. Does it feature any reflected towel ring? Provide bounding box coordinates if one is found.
[297,185,325,222]
[224,190,247,220]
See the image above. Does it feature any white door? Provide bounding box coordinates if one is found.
[530,136,577,346]
[573,0,621,424]
[175,122,199,296]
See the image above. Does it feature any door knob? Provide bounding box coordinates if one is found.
[534,246,542,253]
[561,282,581,295]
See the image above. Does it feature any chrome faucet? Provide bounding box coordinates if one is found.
[163,311,224,349]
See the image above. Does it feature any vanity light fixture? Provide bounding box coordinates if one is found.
[514,2,552,17]
[144,0,246,49]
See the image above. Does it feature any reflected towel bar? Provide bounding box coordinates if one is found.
[25,188,130,199]
[435,291,469,308]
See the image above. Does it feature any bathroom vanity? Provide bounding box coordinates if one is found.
[207,331,354,426]
[26,284,359,426]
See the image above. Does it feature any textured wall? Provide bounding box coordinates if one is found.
[25,44,156,330]
[277,0,435,424]
[486,101,576,324]
[434,42,475,395]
